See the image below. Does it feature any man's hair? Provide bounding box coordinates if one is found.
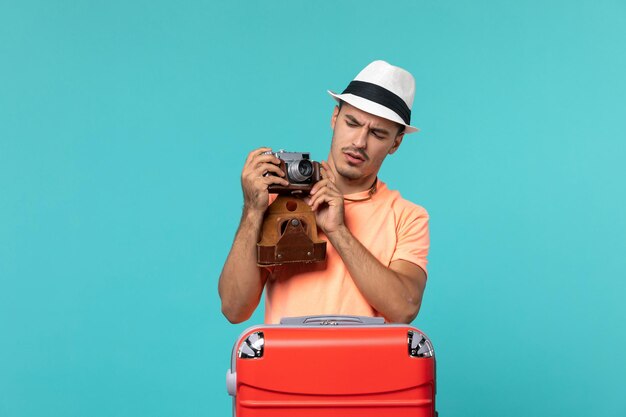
[337,100,405,136]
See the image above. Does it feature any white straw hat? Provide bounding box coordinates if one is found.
[328,60,418,133]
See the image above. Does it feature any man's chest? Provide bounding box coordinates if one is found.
[341,202,398,264]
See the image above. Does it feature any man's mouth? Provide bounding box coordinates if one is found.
[342,149,367,164]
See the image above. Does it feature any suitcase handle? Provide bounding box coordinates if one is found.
[280,315,385,326]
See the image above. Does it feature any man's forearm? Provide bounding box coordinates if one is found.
[326,225,424,323]
[218,208,267,323]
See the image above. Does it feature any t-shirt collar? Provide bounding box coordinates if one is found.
[343,178,382,202]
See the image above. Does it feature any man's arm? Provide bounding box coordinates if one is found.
[218,148,289,323]
[326,228,426,323]
[218,208,267,323]
[306,162,427,323]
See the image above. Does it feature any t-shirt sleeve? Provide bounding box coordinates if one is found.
[391,205,430,276]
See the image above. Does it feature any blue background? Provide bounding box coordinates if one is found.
[2,1,625,416]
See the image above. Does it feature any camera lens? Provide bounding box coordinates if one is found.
[298,160,313,177]
[288,159,313,182]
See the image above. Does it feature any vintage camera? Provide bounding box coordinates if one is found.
[264,150,321,195]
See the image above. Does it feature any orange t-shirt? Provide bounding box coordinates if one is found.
[264,179,430,324]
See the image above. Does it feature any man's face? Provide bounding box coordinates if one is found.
[329,102,404,185]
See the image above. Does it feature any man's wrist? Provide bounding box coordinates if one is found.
[325,223,351,245]
[242,206,265,224]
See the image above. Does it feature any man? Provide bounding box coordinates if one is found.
[218,60,430,324]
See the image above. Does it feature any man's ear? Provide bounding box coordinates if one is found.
[388,134,404,155]
[330,105,340,130]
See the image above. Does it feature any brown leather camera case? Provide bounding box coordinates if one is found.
[257,196,326,266]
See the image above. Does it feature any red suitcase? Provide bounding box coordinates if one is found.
[226,315,437,417]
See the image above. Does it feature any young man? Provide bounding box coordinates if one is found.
[218,60,430,324]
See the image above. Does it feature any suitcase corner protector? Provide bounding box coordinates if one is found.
[226,369,237,396]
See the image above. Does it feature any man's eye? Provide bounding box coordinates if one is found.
[346,122,358,127]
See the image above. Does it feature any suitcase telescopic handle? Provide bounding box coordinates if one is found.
[280,315,385,326]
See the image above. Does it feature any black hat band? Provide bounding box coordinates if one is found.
[341,80,411,125]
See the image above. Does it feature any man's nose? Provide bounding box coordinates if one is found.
[353,127,368,148]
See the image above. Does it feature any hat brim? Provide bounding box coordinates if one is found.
[328,90,419,134]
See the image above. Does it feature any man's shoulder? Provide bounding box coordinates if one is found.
[377,180,429,218]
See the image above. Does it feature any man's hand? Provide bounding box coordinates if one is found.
[306,161,345,234]
[241,147,289,212]
[219,147,290,324]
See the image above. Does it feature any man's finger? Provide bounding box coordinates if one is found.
[320,161,336,183]
[260,175,290,187]
[311,191,337,212]
[309,178,330,196]
[253,162,285,178]
[246,147,272,164]
[307,187,326,209]
[324,180,340,193]
[308,186,340,211]
[252,153,282,167]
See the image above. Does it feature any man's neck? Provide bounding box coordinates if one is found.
[326,157,378,195]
